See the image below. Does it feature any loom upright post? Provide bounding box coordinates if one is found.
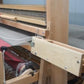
[38,0,69,84]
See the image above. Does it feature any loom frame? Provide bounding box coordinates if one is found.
[0,0,84,84]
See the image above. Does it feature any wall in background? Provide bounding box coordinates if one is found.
[69,0,84,26]
[69,0,84,13]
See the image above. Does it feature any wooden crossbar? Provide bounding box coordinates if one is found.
[0,18,48,37]
[31,37,84,76]
[6,71,39,84]
[0,4,46,12]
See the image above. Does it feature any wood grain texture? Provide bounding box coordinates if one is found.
[0,18,48,37]
[39,0,69,84]
[0,52,4,84]
[21,45,31,51]
[0,13,46,26]
[6,71,39,84]
[32,37,83,76]
[0,14,17,21]
[47,0,69,43]
[0,4,45,12]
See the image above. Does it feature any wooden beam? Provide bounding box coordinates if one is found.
[0,1,2,4]
[0,52,4,84]
[6,71,39,84]
[0,13,46,26]
[47,0,69,42]
[82,81,84,84]
[21,45,31,51]
[31,37,84,76]
[0,18,48,37]
[0,4,46,12]
[39,0,69,84]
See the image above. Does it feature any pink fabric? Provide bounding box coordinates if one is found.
[0,39,24,69]
[5,50,24,69]
[0,39,11,47]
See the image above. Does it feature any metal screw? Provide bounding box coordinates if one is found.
[46,58,49,61]
[64,66,67,70]
[31,42,35,47]
[77,61,80,64]
[42,32,45,34]
[34,52,37,55]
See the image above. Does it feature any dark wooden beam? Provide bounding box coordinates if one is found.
[0,0,2,4]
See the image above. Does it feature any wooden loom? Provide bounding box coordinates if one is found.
[0,0,84,84]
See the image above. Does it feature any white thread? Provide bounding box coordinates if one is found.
[0,35,32,41]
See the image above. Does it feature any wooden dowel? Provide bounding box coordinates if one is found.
[0,18,48,37]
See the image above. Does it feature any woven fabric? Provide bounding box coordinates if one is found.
[0,24,32,46]
[0,39,24,70]
[5,49,24,69]
[0,24,32,71]
[0,8,46,20]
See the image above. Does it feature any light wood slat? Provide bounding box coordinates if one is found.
[0,13,46,26]
[0,4,46,12]
[0,18,48,37]
[6,71,39,84]
[0,52,4,84]
[0,14,17,21]
[21,45,31,51]
[31,37,84,76]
